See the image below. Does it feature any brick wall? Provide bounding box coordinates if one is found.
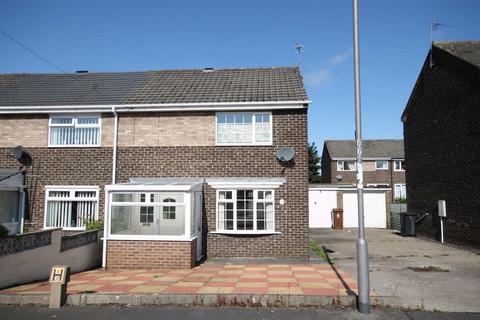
[106,239,196,269]
[322,159,405,187]
[0,109,309,258]
[403,51,480,248]
[0,147,113,231]
[0,114,49,147]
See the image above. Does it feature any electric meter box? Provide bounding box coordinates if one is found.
[438,200,447,217]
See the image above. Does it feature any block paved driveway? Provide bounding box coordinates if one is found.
[0,263,358,296]
[310,228,480,312]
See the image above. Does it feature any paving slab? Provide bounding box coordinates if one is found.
[310,228,480,312]
[0,262,381,308]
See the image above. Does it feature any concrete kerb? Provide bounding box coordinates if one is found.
[0,293,398,308]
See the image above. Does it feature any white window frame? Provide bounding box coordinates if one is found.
[214,189,278,235]
[215,112,273,146]
[394,160,405,171]
[394,183,407,199]
[107,191,193,241]
[337,160,356,171]
[375,160,389,170]
[44,186,99,231]
[48,114,102,147]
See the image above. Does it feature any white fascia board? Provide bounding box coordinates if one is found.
[0,101,310,114]
[104,184,198,192]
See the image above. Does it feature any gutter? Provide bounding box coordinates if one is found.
[0,100,311,114]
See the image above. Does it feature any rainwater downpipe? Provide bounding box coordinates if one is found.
[103,106,118,269]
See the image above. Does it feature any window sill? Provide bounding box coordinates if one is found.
[47,145,102,148]
[210,230,280,235]
[106,235,197,241]
[215,143,273,147]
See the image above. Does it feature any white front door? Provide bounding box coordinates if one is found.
[309,190,337,228]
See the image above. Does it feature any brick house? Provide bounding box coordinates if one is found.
[0,66,310,268]
[402,41,480,248]
[320,139,406,200]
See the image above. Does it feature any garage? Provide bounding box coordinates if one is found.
[309,188,337,228]
[342,190,387,228]
[309,186,388,229]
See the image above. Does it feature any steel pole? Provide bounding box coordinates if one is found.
[352,0,371,313]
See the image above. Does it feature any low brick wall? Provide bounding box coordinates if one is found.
[106,239,197,269]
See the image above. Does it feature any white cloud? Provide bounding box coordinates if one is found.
[328,47,353,65]
[304,68,332,87]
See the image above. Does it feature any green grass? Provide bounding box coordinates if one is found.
[309,240,327,259]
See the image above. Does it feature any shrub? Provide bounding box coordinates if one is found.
[84,219,104,230]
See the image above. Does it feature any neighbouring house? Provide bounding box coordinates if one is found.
[321,139,406,200]
[402,41,480,248]
[0,66,310,268]
[309,139,405,230]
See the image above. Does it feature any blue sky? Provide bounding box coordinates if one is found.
[1,0,479,148]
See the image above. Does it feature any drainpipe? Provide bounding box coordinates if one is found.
[111,106,119,184]
[103,107,118,269]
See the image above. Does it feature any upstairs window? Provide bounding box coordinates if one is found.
[49,115,101,147]
[394,160,405,171]
[375,160,389,170]
[216,113,272,145]
[337,160,356,171]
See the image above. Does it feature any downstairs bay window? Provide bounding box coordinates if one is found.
[217,189,275,233]
[44,187,99,230]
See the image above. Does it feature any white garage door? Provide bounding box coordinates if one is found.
[309,190,337,228]
[343,191,387,228]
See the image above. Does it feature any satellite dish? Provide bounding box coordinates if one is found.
[10,146,24,160]
[276,147,295,162]
[336,175,343,181]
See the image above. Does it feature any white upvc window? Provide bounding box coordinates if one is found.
[394,184,407,199]
[375,160,389,170]
[44,187,99,230]
[394,160,405,171]
[109,192,187,237]
[216,112,272,145]
[49,115,101,147]
[216,189,274,233]
[337,160,356,171]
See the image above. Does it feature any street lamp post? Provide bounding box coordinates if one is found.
[352,0,371,314]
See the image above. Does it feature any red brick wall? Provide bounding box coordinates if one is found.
[0,147,113,231]
[0,109,309,258]
[403,49,480,248]
[106,239,196,269]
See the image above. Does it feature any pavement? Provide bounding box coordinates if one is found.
[1,305,480,320]
[310,228,480,312]
[0,262,370,307]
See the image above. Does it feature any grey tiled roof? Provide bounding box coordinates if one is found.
[434,41,480,69]
[325,139,404,159]
[0,67,308,107]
